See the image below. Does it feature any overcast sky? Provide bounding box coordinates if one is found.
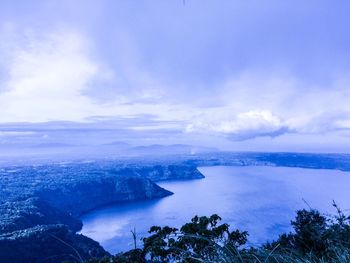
[1,0,350,152]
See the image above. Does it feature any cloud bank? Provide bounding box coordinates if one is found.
[1,0,350,151]
[1,26,350,145]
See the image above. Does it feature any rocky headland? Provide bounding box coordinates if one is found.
[0,163,204,262]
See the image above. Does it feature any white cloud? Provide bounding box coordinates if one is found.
[0,26,188,124]
[184,71,350,140]
[186,109,288,140]
[0,28,116,122]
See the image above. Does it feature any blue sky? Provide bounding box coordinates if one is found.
[1,0,350,152]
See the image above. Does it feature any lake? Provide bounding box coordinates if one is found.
[80,166,350,253]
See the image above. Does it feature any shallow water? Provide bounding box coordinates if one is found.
[81,166,350,253]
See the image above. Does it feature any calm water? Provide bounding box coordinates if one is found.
[81,166,350,253]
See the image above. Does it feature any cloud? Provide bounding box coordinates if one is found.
[183,70,350,141]
[2,27,350,144]
[186,109,290,141]
[0,26,190,125]
[0,27,117,122]
[1,8,350,149]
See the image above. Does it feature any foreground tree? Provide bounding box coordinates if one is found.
[91,205,350,263]
[142,214,248,262]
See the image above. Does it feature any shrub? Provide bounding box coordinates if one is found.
[100,205,350,263]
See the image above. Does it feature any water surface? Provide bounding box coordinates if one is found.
[81,166,350,253]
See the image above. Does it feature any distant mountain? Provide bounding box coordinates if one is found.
[102,141,130,148]
[129,144,217,156]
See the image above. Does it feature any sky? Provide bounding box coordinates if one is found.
[1,0,350,153]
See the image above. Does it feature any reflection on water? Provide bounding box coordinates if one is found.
[81,166,350,253]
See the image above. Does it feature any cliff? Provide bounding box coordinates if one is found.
[134,164,205,181]
[0,162,204,262]
[36,175,173,216]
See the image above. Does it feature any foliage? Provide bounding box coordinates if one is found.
[142,214,248,262]
[264,202,350,261]
[91,204,350,262]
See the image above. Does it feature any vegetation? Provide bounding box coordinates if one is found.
[89,203,350,262]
